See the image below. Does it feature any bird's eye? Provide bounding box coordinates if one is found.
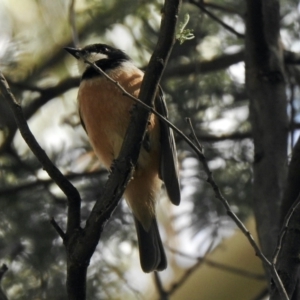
[102,47,109,53]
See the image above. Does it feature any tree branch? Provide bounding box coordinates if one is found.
[0,170,106,197]
[23,77,79,120]
[65,33,287,300]
[164,50,244,77]
[165,49,300,79]
[154,272,169,300]
[0,264,8,300]
[0,72,82,237]
[50,217,67,241]
[64,0,182,299]
[201,1,242,15]
[0,77,79,155]
[280,137,300,224]
[284,50,300,65]
[170,252,265,280]
[189,0,245,38]
[270,137,300,299]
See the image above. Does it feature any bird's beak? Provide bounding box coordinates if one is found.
[64,47,81,59]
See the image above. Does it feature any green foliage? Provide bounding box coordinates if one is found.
[176,13,195,45]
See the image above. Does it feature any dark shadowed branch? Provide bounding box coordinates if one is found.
[201,1,242,15]
[168,246,265,280]
[154,272,169,300]
[164,50,244,77]
[165,49,300,78]
[64,0,182,299]
[0,264,8,300]
[0,0,182,295]
[0,72,81,236]
[50,218,67,241]
[23,77,80,120]
[270,137,300,299]
[189,0,245,38]
[0,77,79,154]
[186,117,287,298]
[0,169,106,197]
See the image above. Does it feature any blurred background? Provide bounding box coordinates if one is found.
[0,0,299,299]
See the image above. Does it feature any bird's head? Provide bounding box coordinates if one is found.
[65,43,130,77]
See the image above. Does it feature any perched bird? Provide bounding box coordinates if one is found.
[65,44,180,272]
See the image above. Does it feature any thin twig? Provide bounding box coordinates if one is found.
[183,118,270,262]
[154,272,169,300]
[64,1,182,297]
[80,54,290,298]
[80,50,285,296]
[82,58,203,159]
[177,119,287,298]
[50,218,67,241]
[273,192,300,265]
[167,246,266,280]
[269,193,300,300]
[167,232,263,294]
[169,259,203,294]
[167,238,216,295]
[105,262,143,300]
[186,117,203,151]
[202,1,241,15]
[190,0,245,38]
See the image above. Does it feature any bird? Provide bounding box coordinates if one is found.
[65,43,180,272]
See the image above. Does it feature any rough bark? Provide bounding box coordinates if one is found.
[245,0,288,273]
[270,138,300,299]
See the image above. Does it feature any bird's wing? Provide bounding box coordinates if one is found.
[155,87,180,205]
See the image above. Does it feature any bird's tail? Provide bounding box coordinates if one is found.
[134,217,167,273]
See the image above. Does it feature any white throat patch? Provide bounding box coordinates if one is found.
[88,52,108,63]
[77,52,108,74]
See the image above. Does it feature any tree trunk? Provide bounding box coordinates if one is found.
[245,0,288,275]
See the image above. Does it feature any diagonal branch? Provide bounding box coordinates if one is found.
[0,77,79,155]
[164,50,244,77]
[168,246,266,280]
[270,137,300,299]
[189,0,245,38]
[201,1,242,15]
[80,45,287,299]
[186,118,288,299]
[84,0,182,237]
[0,72,81,237]
[65,0,182,299]
[76,56,277,292]
[80,58,201,157]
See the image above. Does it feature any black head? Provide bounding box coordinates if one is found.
[65,43,131,79]
[65,44,130,61]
